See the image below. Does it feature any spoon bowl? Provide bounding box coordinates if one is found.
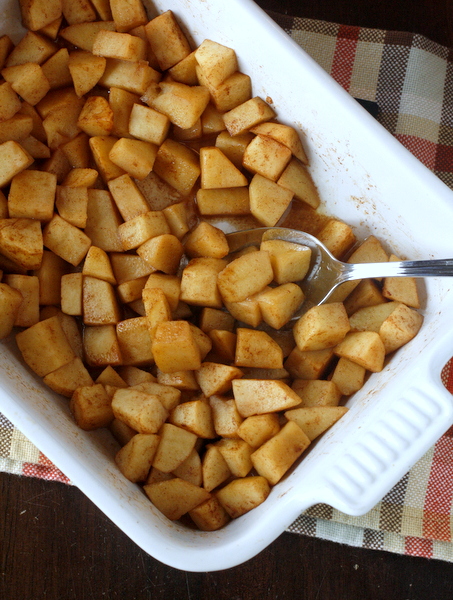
[226,227,453,320]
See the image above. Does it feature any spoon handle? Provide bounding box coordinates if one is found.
[341,259,453,282]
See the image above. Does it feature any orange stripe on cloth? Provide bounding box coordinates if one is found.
[330,25,360,91]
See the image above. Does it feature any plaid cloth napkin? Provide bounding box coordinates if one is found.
[1,11,453,562]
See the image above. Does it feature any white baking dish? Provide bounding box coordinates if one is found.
[1,0,453,572]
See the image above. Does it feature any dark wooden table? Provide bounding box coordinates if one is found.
[2,2,453,599]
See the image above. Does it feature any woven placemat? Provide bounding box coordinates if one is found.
[1,11,453,562]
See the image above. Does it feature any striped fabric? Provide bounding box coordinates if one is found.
[1,12,453,561]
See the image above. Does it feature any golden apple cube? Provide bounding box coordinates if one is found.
[180,257,227,309]
[208,329,237,362]
[152,320,201,373]
[316,218,356,259]
[128,103,170,146]
[61,272,83,316]
[223,96,276,137]
[110,0,147,32]
[55,186,88,229]
[291,379,342,407]
[334,331,386,372]
[202,445,231,492]
[277,158,321,209]
[257,283,304,329]
[243,134,292,182]
[232,378,301,417]
[116,316,153,366]
[196,187,250,216]
[184,221,229,259]
[131,381,181,412]
[118,210,170,251]
[83,276,121,325]
[162,201,190,239]
[194,39,238,88]
[195,362,243,398]
[115,433,160,482]
[215,131,254,168]
[217,249,274,303]
[144,477,210,521]
[85,189,123,253]
[110,252,154,284]
[0,141,34,187]
[0,82,21,122]
[235,327,284,370]
[77,95,114,137]
[16,314,76,376]
[330,356,366,395]
[237,413,281,449]
[89,135,126,183]
[8,170,56,222]
[68,50,106,97]
[189,495,230,531]
[153,138,200,196]
[152,422,198,473]
[19,0,62,31]
[349,301,400,332]
[100,58,160,96]
[260,239,312,285]
[92,30,147,62]
[82,246,116,284]
[0,114,33,144]
[168,51,198,85]
[169,398,216,439]
[172,448,202,487]
[293,302,350,351]
[251,420,310,485]
[199,307,235,333]
[215,438,253,478]
[143,273,181,312]
[199,146,248,189]
[59,21,117,52]
[379,303,424,354]
[43,214,91,267]
[4,273,39,328]
[250,121,308,164]
[111,387,169,434]
[209,395,244,438]
[137,233,184,275]
[201,102,227,135]
[2,63,50,106]
[0,217,43,270]
[216,476,270,519]
[142,287,172,338]
[144,10,191,71]
[119,367,156,387]
[43,356,93,398]
[150,81,210,130]
[382,253,421,308]
[285,406,349,441]
[107,173,150,221]
[249,173,294,227]
[83,324,122,367]
[41,48,72,90]
[0,282,23,339]
[63,167,98,188]
[343,278,386,316]
[223,292,264,328]
[200,70,252,113]
[108,137,158,180]
[70,384,113,431]
[109,87,140,138]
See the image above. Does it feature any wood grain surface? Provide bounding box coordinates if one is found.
[1,1,453,599]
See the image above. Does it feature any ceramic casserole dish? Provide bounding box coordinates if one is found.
[1,0,453,572]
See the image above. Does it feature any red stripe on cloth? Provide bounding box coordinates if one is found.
[435,144,453,173]
[423,435,453,541]
[330,25,360,91]
[22,452,70,484]
[394,134,438,170]
[404,536,433,558]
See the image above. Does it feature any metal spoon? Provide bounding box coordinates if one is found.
[225,226,453,317]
